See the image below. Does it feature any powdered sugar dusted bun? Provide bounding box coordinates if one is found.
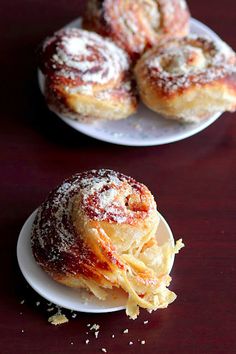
[83,0,190,60]
[31,169,181,319]
[39,28,137,122]
[135,35,236,122]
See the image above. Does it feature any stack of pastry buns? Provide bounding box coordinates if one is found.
[39,0,236,123]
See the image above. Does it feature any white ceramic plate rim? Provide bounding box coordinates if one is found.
[17,209,175,313]
[38,17,225,146]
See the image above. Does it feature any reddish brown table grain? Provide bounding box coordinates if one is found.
[1,1,236,353]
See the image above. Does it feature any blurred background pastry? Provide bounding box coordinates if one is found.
[83,0,190,60]
[135,35,236,122]
[31,169,183,319]
[39,28,137,122]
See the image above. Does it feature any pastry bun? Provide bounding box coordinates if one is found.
[31,169,182,319]
[135,35,236,122]
[83,0,190,60]
[39,28,137,122]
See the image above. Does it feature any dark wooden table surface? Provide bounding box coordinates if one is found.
[1,1,236,353]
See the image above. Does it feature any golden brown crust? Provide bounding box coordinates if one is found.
[31,170,181,318]
[135,35,236,122]
[31,169,158,282]
[39,28,137,122]
[31,169,183,319]
[83,0,190,60]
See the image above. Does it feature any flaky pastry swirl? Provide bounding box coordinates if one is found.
[135,35,236,122]
[39,28,137,122]
[83,0,190,60]
[31,169,182,319]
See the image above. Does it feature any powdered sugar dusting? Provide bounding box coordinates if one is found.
[144,35,236,94]
[40,28,130,92]
[31,170,156,271]
[89,0,189,57]
[75,169,154,223]
[63,37,90,56]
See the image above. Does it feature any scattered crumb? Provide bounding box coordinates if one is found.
[87,323,91,327]
[21,329,24,333]
[86,332,89,335]
[36,301,40,306]
[123,329,129,334]
[47,308,54,312]
[19,312,23,315]
[20,300,25,305]
[141,340,146,345]
[101,349,107,353]
[85,339,90,344]
[70,342,74,345]
[143,320,149,324]
[47,302,52,306]
[90,324,100,331]
[48,313,69,326]
[129,341,133,345]
[111,334,115,338]
[72,313,77,318]
[95,331,99,338]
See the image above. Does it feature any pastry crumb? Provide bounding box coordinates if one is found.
[111,334,115,338]
[20,300,25,305]
[95,331,99,338]
[90,324,100,331]
[143,320,149,324]
[85,339,90,344]
[48,313,69,325]
[36,301,40,306]
[141,340,146,345]
[47,307,54,312]
[123,329,128,334]
[129,341,133,345]
[101,349,107,353]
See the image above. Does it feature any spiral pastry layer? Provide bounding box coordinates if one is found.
[39,28,137,122]
[135,35,236,122]
[83,0,190,60]
[31,169,181,319]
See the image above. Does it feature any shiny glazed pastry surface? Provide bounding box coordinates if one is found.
[135,35,236,122]
[31,169,183,319]
[39,28,137,122]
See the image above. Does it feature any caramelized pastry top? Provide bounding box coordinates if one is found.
[83,0,190,59]
[135,35,236,96]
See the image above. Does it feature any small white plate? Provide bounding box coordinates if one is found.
[17,210,175,313]
[38,17,225,146]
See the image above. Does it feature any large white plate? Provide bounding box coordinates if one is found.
[38,18,224,146]
[17,210,175,313]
